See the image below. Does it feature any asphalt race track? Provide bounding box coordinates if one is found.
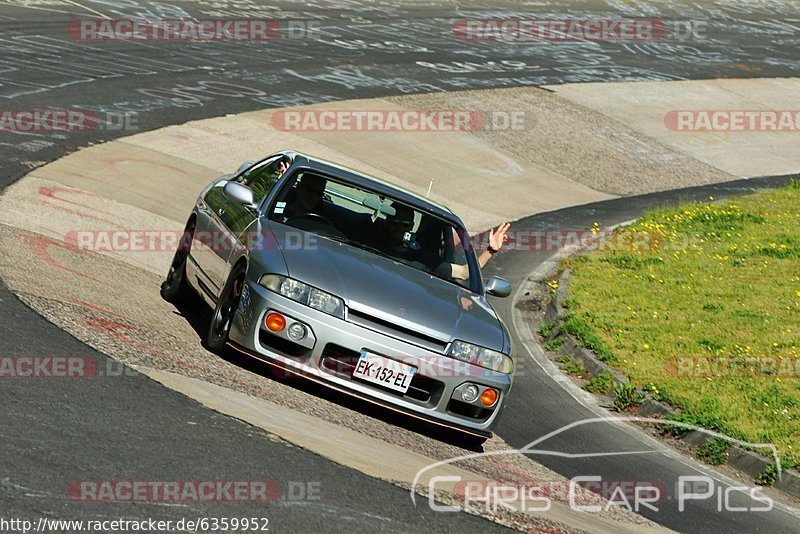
[2,1,800,532]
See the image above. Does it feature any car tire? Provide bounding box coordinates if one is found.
[207,262,247,353]
[160,218,195,304]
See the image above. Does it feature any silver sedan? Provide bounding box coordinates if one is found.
[161,151,515,439]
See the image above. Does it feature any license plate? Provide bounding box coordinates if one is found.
[352,351,416,393]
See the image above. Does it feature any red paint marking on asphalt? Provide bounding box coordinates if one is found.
[68,297,145,322]
[69,297,119,315]
[21,234,104,284]
[38,185,114,215]
[38,199,121,227]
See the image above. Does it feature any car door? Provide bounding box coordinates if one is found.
[192,181,231,294]
[212,156,288,288]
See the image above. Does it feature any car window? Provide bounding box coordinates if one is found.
[203,182,227,211]
[237,157,285,204]
[268,171,478,291]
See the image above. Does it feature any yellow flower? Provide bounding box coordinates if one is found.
[643,344,650,349]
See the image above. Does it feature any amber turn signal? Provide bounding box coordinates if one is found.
[265,312,286,332]
[480,388,498,407]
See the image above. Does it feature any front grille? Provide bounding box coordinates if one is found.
[320,344,443,405]
[319,344,360,375]
[346,309,447,352]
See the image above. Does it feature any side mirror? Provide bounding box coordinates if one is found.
[236,160,254,175]
[223,182,257,209]
[485,276,512,298]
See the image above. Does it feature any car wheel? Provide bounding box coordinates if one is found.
[160,218,195,304]
[207,262,247,353]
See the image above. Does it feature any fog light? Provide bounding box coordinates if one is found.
[287,322,307,341]
[480,388,498,407]
[265,312,286,332]
[461,384,480,403]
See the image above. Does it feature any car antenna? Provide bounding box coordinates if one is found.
[426,179,434,198]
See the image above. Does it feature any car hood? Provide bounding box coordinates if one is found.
[270,225,504,351]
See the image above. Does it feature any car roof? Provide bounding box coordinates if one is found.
[280,150,458,223]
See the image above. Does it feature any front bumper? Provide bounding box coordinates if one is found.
[228,281,513,435]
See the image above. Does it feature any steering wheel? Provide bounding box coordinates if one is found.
[284,213,346,239]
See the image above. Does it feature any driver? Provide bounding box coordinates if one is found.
[382,204,510,281]
[283,174,327,219]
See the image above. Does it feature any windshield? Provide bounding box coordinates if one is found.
[267,170,477,291]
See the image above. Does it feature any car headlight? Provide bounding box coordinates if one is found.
[447,340,514,374]
[259,274,344,318]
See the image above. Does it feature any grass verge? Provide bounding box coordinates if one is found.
[563,181,800,468]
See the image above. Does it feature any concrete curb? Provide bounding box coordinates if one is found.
[542,269,800,497]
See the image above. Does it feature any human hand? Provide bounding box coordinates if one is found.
[489,222,511,252]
